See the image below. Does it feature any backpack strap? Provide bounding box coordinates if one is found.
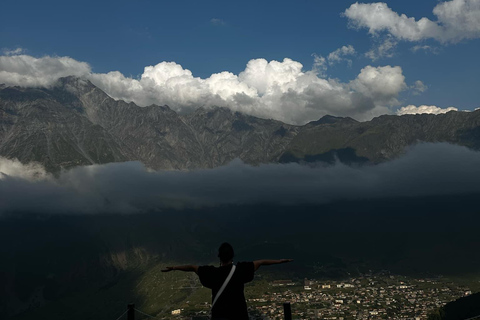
[211,264,236,310]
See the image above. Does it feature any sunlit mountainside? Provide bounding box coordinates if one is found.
[1,76,480,173]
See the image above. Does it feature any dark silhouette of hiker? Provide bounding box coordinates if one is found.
[162,242,293,320]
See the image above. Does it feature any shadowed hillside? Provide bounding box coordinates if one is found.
[428,292,480,320]
[2,194,480,319]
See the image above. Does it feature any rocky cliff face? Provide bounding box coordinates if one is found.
[183,106,298,167]
[1,76,480,171]
[284,110,480,163]
[0,81,131,172]
[0,77,300,171]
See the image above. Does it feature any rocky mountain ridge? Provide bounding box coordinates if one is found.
[1,76,479,172]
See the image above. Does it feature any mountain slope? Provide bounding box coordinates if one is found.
[0,77,299,171]
[1,76,480,171]
[183,106,298,166]
[0,84,131,172]
[61,77,205,170]
[280,110,480,163]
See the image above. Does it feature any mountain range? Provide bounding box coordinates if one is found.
[1,76,480,172]
[2,77,480,319]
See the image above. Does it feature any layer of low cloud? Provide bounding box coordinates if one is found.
[344,0,480,43]
[1,143,479,215]
[0,53,408,124]
[397,105,458,115]
[0,157,51,181]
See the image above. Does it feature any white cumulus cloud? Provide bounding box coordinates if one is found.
[327,45,356,66]
[89,58,407,124]
[397,105,458,115]
[344,0,480,43]
[0,53,409,124]
[350,65,406,106]
[0,54,91,88]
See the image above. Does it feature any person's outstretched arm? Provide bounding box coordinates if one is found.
[253,259,293,271]
[161,265,199,274]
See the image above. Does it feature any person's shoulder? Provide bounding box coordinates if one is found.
[236,261,254,269]
[198,265,215,270]
[197,265,216,273]
[236,262,255,282]
[197,265,217,288]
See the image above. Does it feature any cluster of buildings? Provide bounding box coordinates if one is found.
[168,272,472,320]
[247,274,472,320]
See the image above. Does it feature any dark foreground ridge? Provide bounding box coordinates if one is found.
[1,76,480,171]
[2,194,480,319]
[428,292,480,320]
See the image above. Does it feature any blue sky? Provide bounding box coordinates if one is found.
[1,0,479,123]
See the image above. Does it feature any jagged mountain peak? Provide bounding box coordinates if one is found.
[53,76,109,102]
[55,75,94,88]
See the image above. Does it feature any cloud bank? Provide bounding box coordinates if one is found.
[0,157,51,181]
[0,53,410,124]
[1,143,479,215]
[397,105,458,115]
[344,0,480,43]
[0,54,90,87]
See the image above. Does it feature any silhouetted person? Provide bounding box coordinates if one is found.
[162,242,293,320]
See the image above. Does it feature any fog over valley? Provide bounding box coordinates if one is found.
[1,143,479,215]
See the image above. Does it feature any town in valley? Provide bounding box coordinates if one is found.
[169,272,472,320]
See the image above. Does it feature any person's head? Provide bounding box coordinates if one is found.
[218,242,234,264]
